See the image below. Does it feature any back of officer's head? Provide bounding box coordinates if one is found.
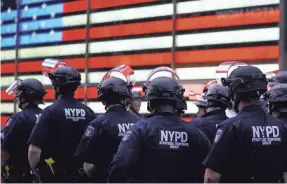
[97,77,132,108]
[128,89,143,112]
[267,83,287,119]
[49,66,81,98]
[226,66,267,103]
[145,77,186,114]
[17,78,46,108]
[205,84,230,111]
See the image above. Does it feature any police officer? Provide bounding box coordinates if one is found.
[75,66,142,182]
[128,89,144,118]
[108,67,211,183]
[194,80,217,118]
[192,84,230,143]
[1,78,46,182]
[28,66,96,182]
[203,66,287,183]
[267,84,287,123]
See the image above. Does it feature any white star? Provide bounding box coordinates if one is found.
[50,29,55,35]
[32,15,37,20]
[14,34,17,39]
[50,12,55,18]
[41,22,46,28]
[32,31,36,37]
[24,5,29,11]
[22,24,28,31]
[42,3,47,9]
[7,7,11,13]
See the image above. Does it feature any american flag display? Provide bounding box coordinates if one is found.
[1,0,281,126]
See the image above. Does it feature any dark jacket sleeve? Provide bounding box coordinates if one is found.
[1,115,21,150]
[28,109,52,149]
[202,121,236,174]
[283,122,287,172]
[74,120,105,164]
[108,121,145,183]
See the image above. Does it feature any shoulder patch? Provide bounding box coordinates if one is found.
[85,125,95,137]
[214,129,223,143]
[122,131,132,142]
[35,114,42,124]
[6,119,13,127]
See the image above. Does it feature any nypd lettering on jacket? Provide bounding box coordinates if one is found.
[252,126,281,145]
[64,108,86,121]
[118,123,134,136]
[159,130,189,149]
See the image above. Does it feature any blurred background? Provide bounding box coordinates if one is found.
[1,0,285,127]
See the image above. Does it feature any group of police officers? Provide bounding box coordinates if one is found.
[1,60,287,183]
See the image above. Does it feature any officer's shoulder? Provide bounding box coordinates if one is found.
[217,116,239,129]
[179,118,201,131]
[130,118,151,130]
[10,111,23,118]
[78,102,96,115]
[190,117,204,125]
[268,114,287,126]
[184,121,210,139]
[90,115,105,124]
[127,111,143,121]
[6,112,22,123]
[41,103,55,113]
[75,100,92,109]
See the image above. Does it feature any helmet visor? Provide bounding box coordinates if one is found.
[144,66,180,87]
[42,58,68,77]
[215,61,249,85]
[101,65,136,85]
[6,80,23,96]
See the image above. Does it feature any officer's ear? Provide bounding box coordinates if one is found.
[121,97,129,105]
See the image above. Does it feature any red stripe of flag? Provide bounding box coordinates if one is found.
[0,46,279,74]
[1,116,9,127]
[62,9,279,41]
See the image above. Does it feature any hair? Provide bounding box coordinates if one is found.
[234,91,261,103]
[150,99,176,109]
[58,83,79,96]
[207,100,227,111]
[101,92,127,106]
